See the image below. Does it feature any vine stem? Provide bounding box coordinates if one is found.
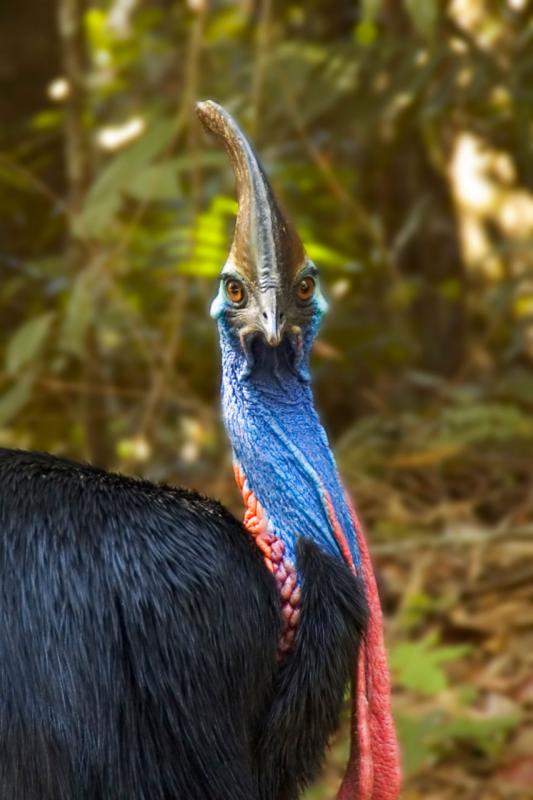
[250,0,272,138]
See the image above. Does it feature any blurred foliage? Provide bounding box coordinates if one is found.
[1,0,533,797]
[1,0,533,470]
[391,636,519,776]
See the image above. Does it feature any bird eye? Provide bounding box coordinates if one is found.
[225,278,246,305]
[295,277,315,302]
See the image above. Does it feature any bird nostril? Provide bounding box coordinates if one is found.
[262,312,267,320]
[279,312,284,321]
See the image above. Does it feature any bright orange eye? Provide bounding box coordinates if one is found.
[225,278,245,305]
[296,277,315,302]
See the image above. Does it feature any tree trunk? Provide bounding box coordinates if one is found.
[57,0,111,467]
[368,1,467,376]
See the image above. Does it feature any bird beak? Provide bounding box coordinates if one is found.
[259,288,284,347]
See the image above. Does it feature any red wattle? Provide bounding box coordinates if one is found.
[323,490,401,800]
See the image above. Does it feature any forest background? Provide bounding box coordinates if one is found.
[1,1,532,797]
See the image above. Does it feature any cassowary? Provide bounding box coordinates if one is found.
[0,101,401,800]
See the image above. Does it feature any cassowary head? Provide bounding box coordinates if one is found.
[196,100,328,379]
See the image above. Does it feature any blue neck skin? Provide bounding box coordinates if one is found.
[217,318,361,569]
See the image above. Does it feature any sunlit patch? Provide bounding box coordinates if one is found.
[47,77,69,102]
[97,116,145,152]
[450,0,482,31]
[108,0,138,36]
[451,135,496,213]
[449,132,533,281]
[116,436,151,463]
[449,0,500,47]
[500,192,533,237]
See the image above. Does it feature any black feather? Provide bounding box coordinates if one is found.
[254,539,368,800]
[0,448,366,799]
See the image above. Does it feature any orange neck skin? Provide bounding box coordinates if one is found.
[234,462,301,660]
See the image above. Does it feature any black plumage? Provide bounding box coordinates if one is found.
[0,448,367,800]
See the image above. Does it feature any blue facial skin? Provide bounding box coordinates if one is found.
[212,282,362,569]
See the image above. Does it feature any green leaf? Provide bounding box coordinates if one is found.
[5,313,54,376]
[74,192,122,240]
[0,374,34,427]
[61,268,99,356]
[0,162,35,193]
[391,637,471,695]
[392,197,429,257]
[125,160,181,201]
[438,402,533,446]
[30,110,63,132]
[211,195,238,215]
[173,195,236,278]
[361,0,382,19]
[440,713,520,759]
[405,0,439,39]
[85,8,110,51]
[25,256,66,278]
[496,368,533,406]
[75,115,179,237]
[177,260,221,278]
[354,20,378,47]
[395,712,436,775]
[305,242,360,271]
[206,7,247,42]
[396,709,520,776]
